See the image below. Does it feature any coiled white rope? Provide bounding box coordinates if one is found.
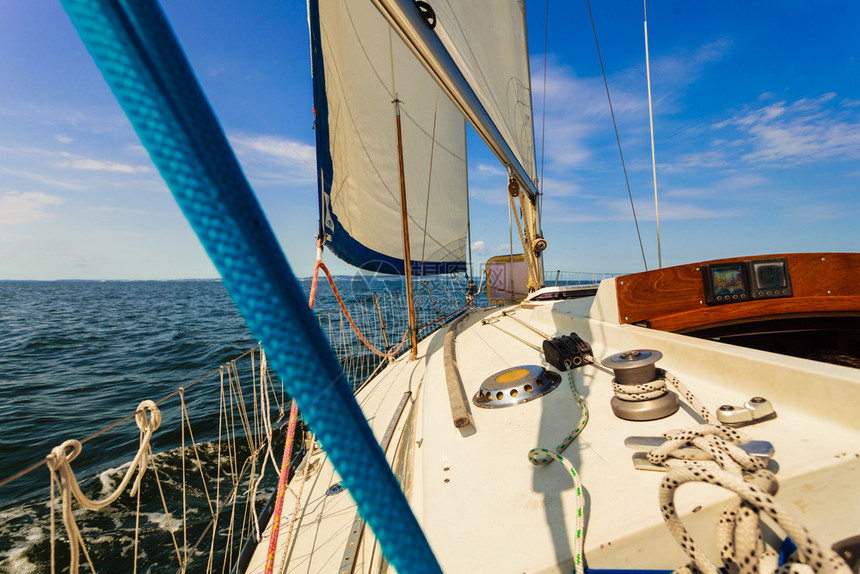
[649,425,851,574]
[613,368,714,423]
[477,317,849,574]
[46,400,161,574]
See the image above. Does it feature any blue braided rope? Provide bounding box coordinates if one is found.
[57,1,441,572]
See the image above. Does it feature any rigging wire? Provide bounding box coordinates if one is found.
[419,88,440,285]
[586,0,649,271]
[538,0,549,215]
[465,122,473,284]
[643,0,662,268]
[508,186,514,302]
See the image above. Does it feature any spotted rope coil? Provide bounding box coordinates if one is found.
[651,425,851,574]
[613,368,714,423]
[612,378,667,401]
[46,400,161,574]
[659,369,713,423]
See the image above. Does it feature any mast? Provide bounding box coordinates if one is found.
[394,96,419,360]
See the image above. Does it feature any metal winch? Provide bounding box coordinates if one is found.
[472,365,561,409]
[602,349,679,421]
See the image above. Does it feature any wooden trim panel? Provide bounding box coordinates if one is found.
[615,253,860,332]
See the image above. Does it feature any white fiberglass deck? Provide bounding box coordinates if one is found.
[248,280,860,574]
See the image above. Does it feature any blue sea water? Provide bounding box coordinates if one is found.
[0,281,254,498]
[0,276,478,572]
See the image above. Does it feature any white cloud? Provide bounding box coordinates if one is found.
[783,202,858,221]
[530,38,732,175]
[714,94,860,163]
[661,149,730,171]
[0,167,87,190]
[54,156,151,173]
[472,163,506,178]
[55,134,73,144]
[0,191,65,224]
[536,176,583,197]
[542,197,743,223]
[229,133,317,186]
[2,103,131,134]
[70,256,92,268]
[467,186,508,206]
[648,38,733,92]
[230,133,315,168]
[91,206,165,216]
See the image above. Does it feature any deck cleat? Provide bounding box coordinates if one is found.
[625,436,775,472]
[716,396,777,427]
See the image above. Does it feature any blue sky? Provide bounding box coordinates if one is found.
[1,1,858,280]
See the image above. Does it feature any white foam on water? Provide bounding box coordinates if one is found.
[0,526,43,574]
[0,549,37,574]
[142,512,180,533]
[99,461,132,495]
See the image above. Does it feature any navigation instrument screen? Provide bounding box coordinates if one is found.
[702,258,793,305]
[705,264,749,304]
[750,259,792,299]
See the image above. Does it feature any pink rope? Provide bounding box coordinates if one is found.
[263,401,298,574]
[263,244,323,574]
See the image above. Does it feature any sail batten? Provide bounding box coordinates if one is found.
[310,0,468,275]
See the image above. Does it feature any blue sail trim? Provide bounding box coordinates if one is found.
[327,235,467,276]
[308,0,332,252]
[60,0,442,572]
[308,0,464,277]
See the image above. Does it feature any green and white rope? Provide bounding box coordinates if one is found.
[527,371,588,574]
[529,371,589,465]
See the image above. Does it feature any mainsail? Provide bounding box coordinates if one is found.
[309,0,468,275]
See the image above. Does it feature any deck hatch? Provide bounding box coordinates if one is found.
[472,365,561,409]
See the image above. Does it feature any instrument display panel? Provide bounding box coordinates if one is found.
[702,258,792,305]
[703,263,750,304]
[750,258,792,299]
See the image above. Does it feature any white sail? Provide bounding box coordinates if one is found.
[369,0,539,198]
[430,0,537,184]
[309,0,468,275]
